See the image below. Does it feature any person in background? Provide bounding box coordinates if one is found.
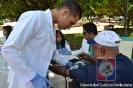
[56,30,71,55]
[1,0,82,88]
[0,25,12,69]
[95,15,98,24]
[2,25,13,42]
[71,22,98,57]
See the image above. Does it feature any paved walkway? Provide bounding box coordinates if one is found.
[0,22,126,37]
[61,22,125,34]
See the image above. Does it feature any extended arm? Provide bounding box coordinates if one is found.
[49,66,70,77]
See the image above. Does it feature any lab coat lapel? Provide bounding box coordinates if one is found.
[45,9,55,42]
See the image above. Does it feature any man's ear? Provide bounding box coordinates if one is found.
[61,9,69,16]
[100,47,105,56]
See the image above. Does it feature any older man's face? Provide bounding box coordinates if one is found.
[93,43,103,57]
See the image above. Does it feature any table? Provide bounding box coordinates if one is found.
[0,54,9,88]
[62,55,78,60]
[49,55,78,88]
[0,70,9,88]
[48,71,72,88]
[0,54,78,88]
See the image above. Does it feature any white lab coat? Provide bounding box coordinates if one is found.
[71,38,90,56]
[1,9,68,88]
[65,40,71,51]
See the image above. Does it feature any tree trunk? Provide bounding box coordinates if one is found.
[109,16,110,23]
[127,18,130,30]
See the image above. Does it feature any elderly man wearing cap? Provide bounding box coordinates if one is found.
[49,30,133,87]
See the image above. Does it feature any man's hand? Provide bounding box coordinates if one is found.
[77,53,96,65]
[77,53,91,61]
[49,66,70,77]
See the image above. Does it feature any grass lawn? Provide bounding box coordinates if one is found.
[64,28,133,58]
[64,33,83,50]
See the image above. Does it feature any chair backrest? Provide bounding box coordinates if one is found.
[119,41,133,59]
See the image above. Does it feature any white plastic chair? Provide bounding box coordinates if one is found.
[119,40,133,59]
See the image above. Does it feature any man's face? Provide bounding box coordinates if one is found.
[83,28,93,40]
[93,43,103,57]
[58,9,79,30]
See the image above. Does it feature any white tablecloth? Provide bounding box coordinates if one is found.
[0,70,9,88]
[49,55,78,88]
[0,54,78,88]
[62,55,78,60]
[48,71,72,88]
[0,54,9,88]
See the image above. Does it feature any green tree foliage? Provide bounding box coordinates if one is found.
[0,0,59,17]
[1,0,133,25]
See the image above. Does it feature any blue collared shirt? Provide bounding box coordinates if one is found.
[70,53,133,88]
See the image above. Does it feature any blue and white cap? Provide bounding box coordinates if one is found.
[87,30,121,47]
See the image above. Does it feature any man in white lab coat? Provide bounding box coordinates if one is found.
[1,0,82,88]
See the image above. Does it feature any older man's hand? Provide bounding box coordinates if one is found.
[77,53,91,61]
[77,53,96,65]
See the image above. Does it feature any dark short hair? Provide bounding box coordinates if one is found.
[3,25,13,39]
[83,22,98,35]
[57,0,82,19]
[56,30,66,48]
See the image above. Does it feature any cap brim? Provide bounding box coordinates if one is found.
[87,39,96,44]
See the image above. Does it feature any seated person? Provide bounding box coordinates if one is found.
[71,22,98,57]
[49,30,133,87]
[2,25,13,43]
[56,30,71,55]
